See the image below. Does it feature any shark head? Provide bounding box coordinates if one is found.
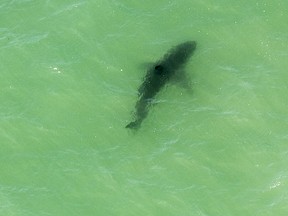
[168,41,196,67]
[157,41,196,77]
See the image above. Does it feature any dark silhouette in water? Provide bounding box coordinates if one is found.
[126,41,197,129]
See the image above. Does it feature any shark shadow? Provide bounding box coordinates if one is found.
[126,41,197,129]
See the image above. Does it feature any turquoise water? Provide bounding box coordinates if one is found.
[1,0,288,215]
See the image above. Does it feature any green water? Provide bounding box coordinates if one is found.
[1,0,288,215]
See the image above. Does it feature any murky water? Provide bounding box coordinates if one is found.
[1,0,288,215]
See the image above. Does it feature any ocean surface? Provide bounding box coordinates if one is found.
[1,0,288,215]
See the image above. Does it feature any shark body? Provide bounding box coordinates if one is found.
[126,41,197,129]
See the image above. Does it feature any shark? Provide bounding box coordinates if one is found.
[126,41,197,129]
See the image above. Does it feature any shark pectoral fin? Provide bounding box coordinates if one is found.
[171,71,192,92]
[125,120,141,129]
